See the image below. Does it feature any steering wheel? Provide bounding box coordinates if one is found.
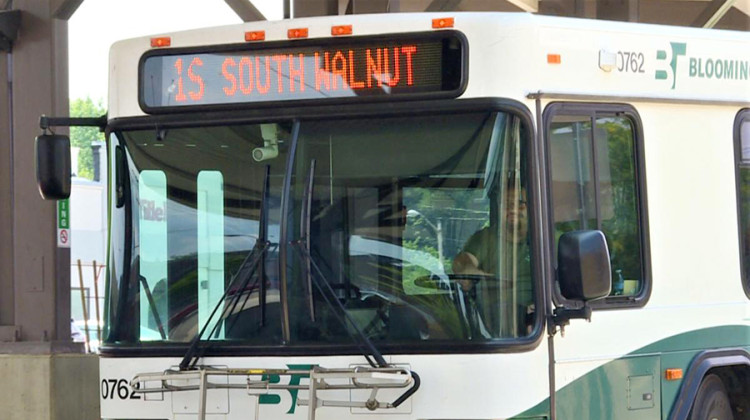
[413,274,499,291]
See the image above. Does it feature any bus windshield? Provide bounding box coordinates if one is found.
[106,110,535,349]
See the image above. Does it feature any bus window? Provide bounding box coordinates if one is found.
[547,104,646,303]
[736,110,750,296]
[115,123,289,344]
[290,111,534,342]
[110,113,535,346]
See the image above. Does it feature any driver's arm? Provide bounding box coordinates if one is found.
[452,228,492,276]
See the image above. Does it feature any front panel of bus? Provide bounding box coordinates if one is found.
[100,20,548,420]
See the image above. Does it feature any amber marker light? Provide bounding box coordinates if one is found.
[288,28,308,39]
[432,17,454,29]
[665,368,683,381]
[331,25,352,36]
[547,53,562,64]
[245,31,265,42]
[150,37,171,48]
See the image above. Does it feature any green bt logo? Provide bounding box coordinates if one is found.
[257,364,314,414]
[655,42,687,89]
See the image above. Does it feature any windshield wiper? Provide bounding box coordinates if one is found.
[225,165,272,333]
[291,159,387,368]
[300,160,316,322]
[138,274,167,340]
[290,162,421,407]
[291,243,388,368]
[179,166,272,371]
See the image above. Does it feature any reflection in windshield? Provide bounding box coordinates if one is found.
[106,111,534,348]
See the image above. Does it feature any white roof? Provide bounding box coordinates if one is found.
[108,13,750,118]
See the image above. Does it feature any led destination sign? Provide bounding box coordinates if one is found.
[140,33,464,111]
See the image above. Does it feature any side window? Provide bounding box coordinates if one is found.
[735,110,750,296]
[546,104,647,305]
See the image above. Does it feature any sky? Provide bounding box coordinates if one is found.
[68,0,283,102]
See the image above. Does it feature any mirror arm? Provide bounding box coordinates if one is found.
[548,305,592,337]
[39,115,107,132]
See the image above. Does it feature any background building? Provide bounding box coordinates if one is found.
[69,142,107,351]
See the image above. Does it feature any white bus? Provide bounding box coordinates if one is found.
[36,11,750,420]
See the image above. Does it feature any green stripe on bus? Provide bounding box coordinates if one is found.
[512,325,750,420]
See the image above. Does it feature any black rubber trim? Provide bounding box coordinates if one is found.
[541,102,652,311]
[668,348,750,420]
[100,97,548,358]
[733,109,750,299]
[99,337,542,358]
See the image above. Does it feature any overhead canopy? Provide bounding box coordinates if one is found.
[287,0,748,30]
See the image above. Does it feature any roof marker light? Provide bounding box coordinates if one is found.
[598,49,617,72]
[547,54,562,64]
[432,17,454,29]
[288,28,308,39]
[331,25,352,36]
[150,37,171,48]
[245,31,265,42]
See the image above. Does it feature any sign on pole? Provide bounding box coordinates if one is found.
[57,199,70,248]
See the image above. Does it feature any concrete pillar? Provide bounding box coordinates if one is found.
[0,1,99,419]
[0,354,99,420]
[0,0,80,348]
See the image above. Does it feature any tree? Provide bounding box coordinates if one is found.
[70,97,106,179]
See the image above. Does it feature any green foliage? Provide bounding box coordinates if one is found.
[403,188,487,260]
[598,118,641,283]
[551,116,643,295]
[402,239,441,294]
[741,168,750,273]
[70,97,106,179]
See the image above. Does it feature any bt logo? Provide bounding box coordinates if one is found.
[257,364,314,414]
[655,42,687,89]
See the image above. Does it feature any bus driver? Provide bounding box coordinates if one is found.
[452,184,530,280]
[451,184,533,337]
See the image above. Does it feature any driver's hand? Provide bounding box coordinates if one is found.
[452,252,480,274]
[452,252,492,291]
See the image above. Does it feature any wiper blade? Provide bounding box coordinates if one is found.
[259,165,270,327]
[179,240,270,370]
[291,242,388,368]
[179,166,273,371]
[300,160,316,322]
[226,165,272,331]
[138,274,167,340]
[291,159,387,368]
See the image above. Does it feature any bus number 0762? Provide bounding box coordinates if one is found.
[617,51,645,73]
[101,378,141,400]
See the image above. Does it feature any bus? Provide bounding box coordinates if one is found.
[35,11,750,420]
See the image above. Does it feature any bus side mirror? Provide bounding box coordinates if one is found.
[35,133,71,200]
[557,230,612,302]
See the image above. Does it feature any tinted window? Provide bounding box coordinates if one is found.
[736,110,750,294]
[546,105,646,303]
[290,112,535,342]
[107,111,538,347]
